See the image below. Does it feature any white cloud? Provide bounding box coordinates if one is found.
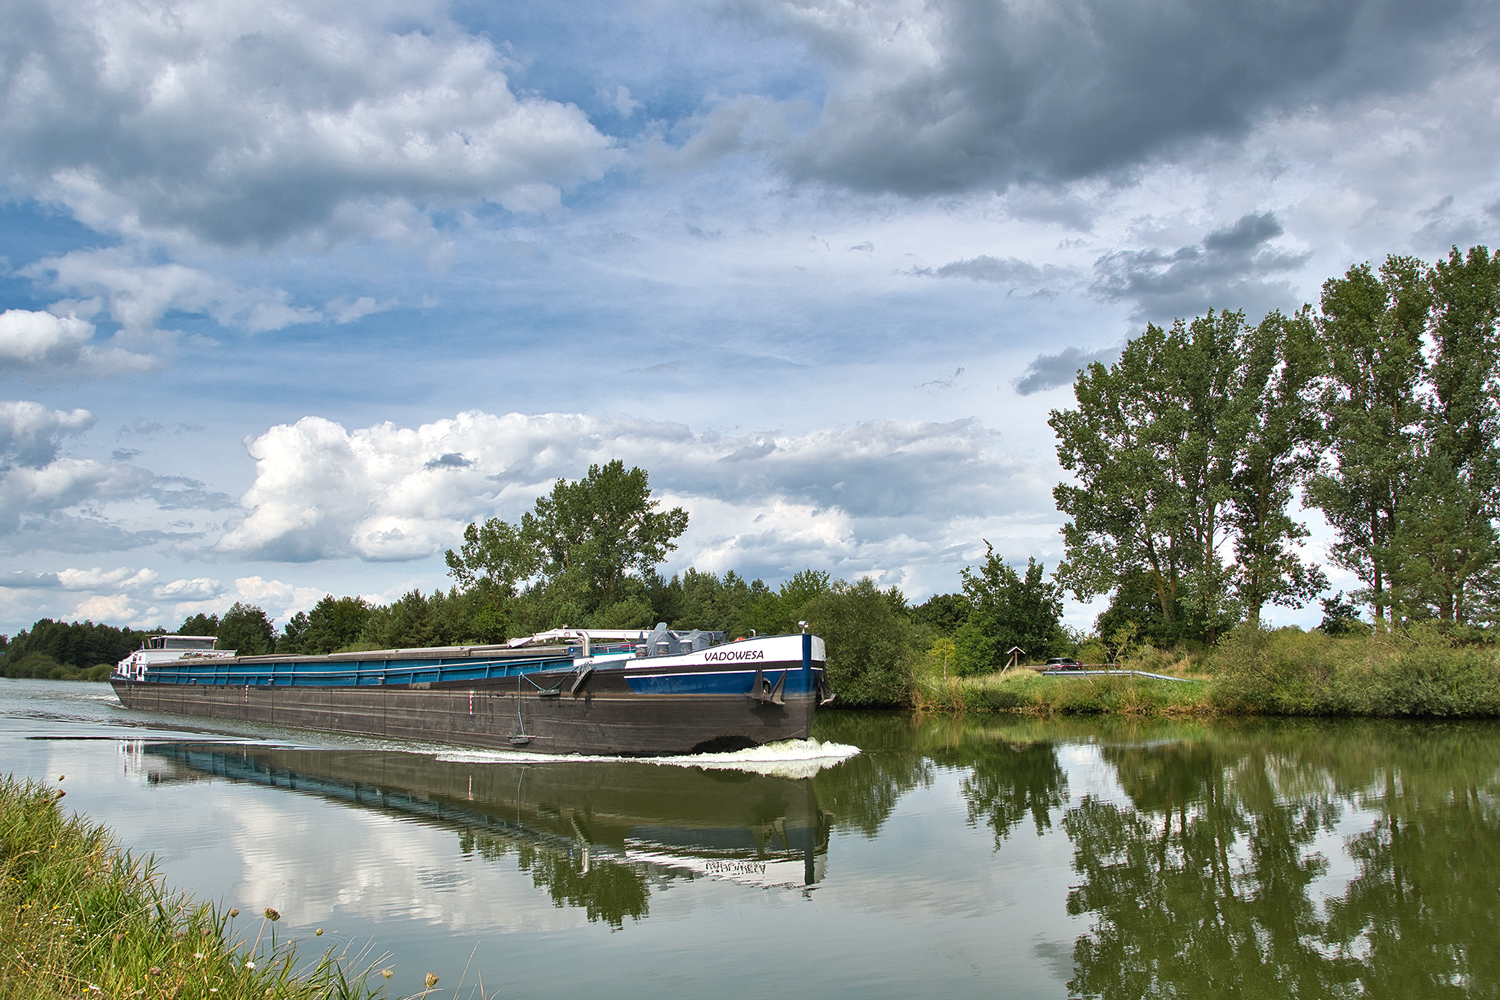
[216,410,1056,589]
[0,399,95,467]
[151,577,223,601]
[25,249,321,336]
[1,0,620,248]
[56,566,159,591]
[0,309,154,377]
[326,296,394,324]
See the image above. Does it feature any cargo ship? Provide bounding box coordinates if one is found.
[111,624,834,755]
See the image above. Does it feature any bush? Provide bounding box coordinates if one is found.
[1207,625,1500,717]
[4,652,61,679]
[803,578,921,706]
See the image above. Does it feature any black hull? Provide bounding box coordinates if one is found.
[110,677,814,755]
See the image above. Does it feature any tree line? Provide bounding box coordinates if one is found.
[4,246,1494,698]
[0,460,1048,702]
[1054,245,1499,643]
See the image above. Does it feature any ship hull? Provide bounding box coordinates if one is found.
[111,668,816,755]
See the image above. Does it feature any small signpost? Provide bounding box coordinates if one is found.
[1004,646,1025,673]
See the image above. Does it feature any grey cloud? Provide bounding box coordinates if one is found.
[1414,195,1486,252]
[720,441,777,463]
[918,255,1076,294]
[1012,346,1121,396]
[771,0,1483,195]
[425,453,474,470]
[148,476,237,511]
[669,419,1036,521]
[0,571,64,589]
[1090,211,1308,322]
[120,419,165,438]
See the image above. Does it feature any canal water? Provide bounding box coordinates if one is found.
[2,678,1496,998]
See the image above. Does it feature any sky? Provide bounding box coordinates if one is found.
[2,0,1498,637]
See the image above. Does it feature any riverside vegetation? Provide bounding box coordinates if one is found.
[0,774,394,1000]
[3,247,1498,716]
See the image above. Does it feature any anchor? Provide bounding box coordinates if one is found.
[747,668,785,706]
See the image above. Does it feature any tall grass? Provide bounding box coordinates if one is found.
[912,628,1500,718]
[1206,626,1500,717]
[914,670,1213,716]
[0,775,386,1000]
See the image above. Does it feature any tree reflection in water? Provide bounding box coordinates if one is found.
[811,711,935,837]
[1051,721,1500,999]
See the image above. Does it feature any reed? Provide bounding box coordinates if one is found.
[0,774,385,1000]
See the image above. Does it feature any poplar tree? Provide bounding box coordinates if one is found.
[1226,307,1327,624]
[1052,312,1248,643]
[1306,256,1431,629]
[1394,246,1500,624]
[1053,310,1326,641]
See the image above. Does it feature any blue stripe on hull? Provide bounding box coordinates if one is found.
[625,666,821,695]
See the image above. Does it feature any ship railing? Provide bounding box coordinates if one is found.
[144,653,582,688]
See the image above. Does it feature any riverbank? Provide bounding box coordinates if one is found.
[0,774,385,1000]
[913,628,1500,718]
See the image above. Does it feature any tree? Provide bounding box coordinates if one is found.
[446,460,689,629]
[177,613,218,636]
[1226,307,1328,624]
[1307,256,1431,629]
[522,460,689,608]
[1054,307,1331,644]
[743,569,833,636]
[953,546,1066,673]
[216,603,275,656]
[1317,592,1368,636]
[802,578,919,706]
[278,596,373,654]
[1391,246,1500,625]
[444,518,536,598]
[913,592,972,634]
[1052,312,1250,644]
[4,619,157,672]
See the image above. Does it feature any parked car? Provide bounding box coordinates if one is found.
[1042,657,1083,671]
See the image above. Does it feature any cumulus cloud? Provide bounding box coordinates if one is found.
[0,309,154,378]
[217,410,1052,569]
[1090,212,1309,322]
[1012,345,1122,396]
[1,0,620,247]
[759,0,1490,195]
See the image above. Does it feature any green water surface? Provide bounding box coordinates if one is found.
[2,679,1496,999]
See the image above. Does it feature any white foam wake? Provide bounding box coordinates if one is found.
[433,738,860,778]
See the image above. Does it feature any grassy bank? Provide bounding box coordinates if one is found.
[0,775,384,1000]
[913,628,1500,718]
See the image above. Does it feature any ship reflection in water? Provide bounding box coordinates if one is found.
[144,744,831,925]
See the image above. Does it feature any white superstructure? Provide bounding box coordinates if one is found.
[115,635,236,681]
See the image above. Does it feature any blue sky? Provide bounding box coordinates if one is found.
[2,0,1498,635]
